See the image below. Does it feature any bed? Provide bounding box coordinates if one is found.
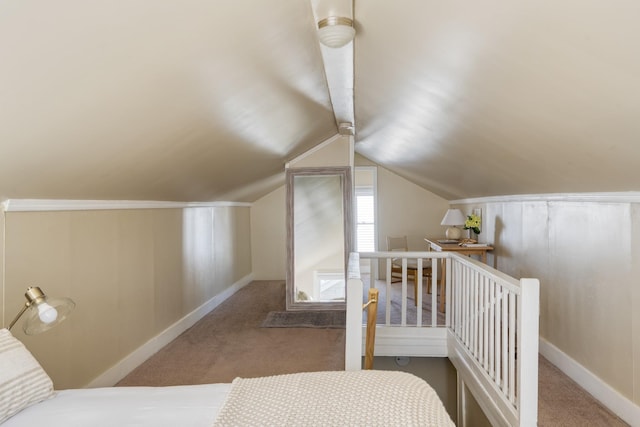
[1,328,454,426]
[2,384,230,427]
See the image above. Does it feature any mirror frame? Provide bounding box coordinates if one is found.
[286,166,353,311]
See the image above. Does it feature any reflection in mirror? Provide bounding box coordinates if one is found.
[294,175,344,302]
[286,167,352,310]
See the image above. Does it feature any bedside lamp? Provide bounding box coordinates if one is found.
[440,209,466,240]
[8,287,75,335]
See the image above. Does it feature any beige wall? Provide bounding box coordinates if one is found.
[250,186,286,279]
[2,206,251,389]
[289,135,351,168]
[454,197,640,405]
[375,166,450,252]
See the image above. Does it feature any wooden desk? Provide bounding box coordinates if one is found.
[425,238,493,263]
[424,238,494,312]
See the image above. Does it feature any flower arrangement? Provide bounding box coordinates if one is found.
[464,214,481,235]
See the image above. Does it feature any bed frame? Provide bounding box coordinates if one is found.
[345,251,540,427]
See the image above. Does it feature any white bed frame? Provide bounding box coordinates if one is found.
[345,252,540,427]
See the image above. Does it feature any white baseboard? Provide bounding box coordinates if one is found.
[85,273,254,388]
[539,338,640,426]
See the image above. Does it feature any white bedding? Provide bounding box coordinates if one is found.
[2,383,231,427]
[214,370,454,426]
[3,371,454,426]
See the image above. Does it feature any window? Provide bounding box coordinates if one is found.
[355,186,375,252]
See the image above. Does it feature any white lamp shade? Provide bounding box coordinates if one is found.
[317,17,355,48]
[441,208,466,239]
[440,208,465,226]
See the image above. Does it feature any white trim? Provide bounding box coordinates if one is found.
[539,338,640,426]
[364,326,448,357]
[0,202,5,327]
[349,135,355,169]
[450,191,640,205]
[285,134,342,168]
[3,199,251,212]
[345,274,362,371]
[449,333,516,427]
[85,273,254,388]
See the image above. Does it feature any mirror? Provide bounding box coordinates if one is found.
[286,167,352,310]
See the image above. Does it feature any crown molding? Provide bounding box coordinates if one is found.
[2,199,251,212]
[450,192,640,205]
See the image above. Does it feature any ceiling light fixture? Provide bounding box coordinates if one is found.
[317,16,355,48]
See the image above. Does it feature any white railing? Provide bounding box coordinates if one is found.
[447,254,539,427]
[345,252,363,371]
[358,251,449,327]
[345,251,540,427]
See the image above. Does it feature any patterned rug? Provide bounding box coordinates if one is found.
[261,310,346,329]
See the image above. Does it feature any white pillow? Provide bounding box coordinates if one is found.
[0,328,54,423]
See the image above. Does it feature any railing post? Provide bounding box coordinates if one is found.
[345,253,363,371]
[518,278,540,426]
[445,255,452,327]
[364,288,379,369]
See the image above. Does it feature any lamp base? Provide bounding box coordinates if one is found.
[445,227,462,240]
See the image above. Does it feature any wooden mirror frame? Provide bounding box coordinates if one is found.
[286,166,353,311]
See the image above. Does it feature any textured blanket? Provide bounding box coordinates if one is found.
[213,370,454,426]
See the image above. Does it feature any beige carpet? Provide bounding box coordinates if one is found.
[117,281,344,385]
[538,356,628,426]
[118,281,629,426]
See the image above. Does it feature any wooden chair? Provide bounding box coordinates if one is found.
[386,236,432,304]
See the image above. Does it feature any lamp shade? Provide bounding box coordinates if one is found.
[10,287,75,335]
[317,17,355,48]
[440,208,466,239]
[440,209,465,226]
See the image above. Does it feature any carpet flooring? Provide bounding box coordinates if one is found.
[117,281,344,385]
[118,280,629,426]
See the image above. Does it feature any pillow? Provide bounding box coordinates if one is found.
[0,328,54,423]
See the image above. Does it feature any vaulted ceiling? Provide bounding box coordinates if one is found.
[1,1,639,202]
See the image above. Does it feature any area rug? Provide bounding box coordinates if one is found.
[261,310,346,329]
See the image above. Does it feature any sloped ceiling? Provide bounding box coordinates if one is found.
[0,1,337,202]
[1,1,640,203]
[354,1,640,200]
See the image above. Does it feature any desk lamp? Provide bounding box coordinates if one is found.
[440,209,466,240]
[8,287,75,335]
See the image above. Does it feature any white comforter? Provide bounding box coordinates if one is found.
[214,370,454,426]
[2,383,231,427]
[4,371,454,426]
